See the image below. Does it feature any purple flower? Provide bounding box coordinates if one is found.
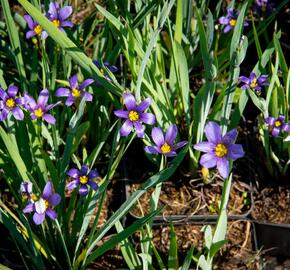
[93,60,118,81]
[114,92,155,138]
[23,181,61,225]
[24,15,48,40]
[145,124,187,157]
[24,89,59,124]
[66,165,99,196]
[219,8,249,33]
[55,74,94,106]
[0,86,25,121]
[265,115,290,137]
[47,2,73,31]
[193,122,245,179]
[239,72,268,94]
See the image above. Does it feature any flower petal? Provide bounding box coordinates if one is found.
[88,180,98,190]
[41,31,48,40]
[89,170,99,179]
[46,208,57,220]
[193,141,215,153]
[265,116,275,126]
[271,127,280,137]
[24,15,34,29]
[120,120,133,137]
[55,87,70,97]
[43,114,56,125]
[66,179,79,190]
[67,168,80,178]
[59,6,73,21]
[228,144,245,160]
[224,25,233,33]
[82,91,93,102]
[60,21,74,27]
[277,115,285,122]
[65,97,75,106]
[114,109,129,119]
[165,124,177,145]
[151,127,164,147]
[219,16,229,25]
[139,113,155,125]
[42,181,53,200]
[136,98,151,112]
[0,108,9,121]
[80,165,89,176]
[79,79,94,90]
[79,185,88,196]
[222,128,238,145]
[172,140,188,150]
[123,92,136,110]
[26,31,36,39]
[134,122,145,138]
[217,158,230,178]
[69,74,78,89]
[48,2,58,19]
[7,85,18,97]
[239,76,250,84]
[23,202,34,213]
[33,212,45,225]
[165,151,177,157]
[145,146,159,155]
[49,194,61,206]
[37,89,49,107]
[0,87,8,100]
[200,153,217,168]
[282,123,290,132]
[205,122,222,144]
[12,107,24,120]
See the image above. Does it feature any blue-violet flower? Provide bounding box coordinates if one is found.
[145,124,187,157]
[66,165,99,196]
[114,92,155,138]
[47,2,73,31]
[24,15,48,40]
[23,181,61,225]
[93,60,118,81]
[55,74,94,106]
[194,122,245,179]
[219,8,249,33]
[25,89,59,124]
[265,115,290,137]
[239,72,268,94]
[0,86,25,121]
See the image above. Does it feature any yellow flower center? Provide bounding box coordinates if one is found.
[34,24,42,35]
[275,120,282,127]
[250,78,258,88]
[52,19,60,28]
[5,98,15,109]
[72,87,81,97]
[100,68,104,75]
[31,193,38,202]
[161,143,171,154]
[44,199,49,209]
[215,143,228,157]
[128,110,139,121]
[229,19,236,27]
[79,176,88,185]
[34,108,44,118]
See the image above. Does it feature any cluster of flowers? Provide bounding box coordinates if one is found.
[114,92,188,157]
[24,2,73,40]
[21,165,100,225]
